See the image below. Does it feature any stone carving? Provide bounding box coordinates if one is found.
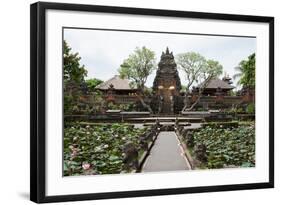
[139,133,149,150]
[185,132,194,147]
[122,142,139,170]
[194,144,207,162]
[151,47,183,114]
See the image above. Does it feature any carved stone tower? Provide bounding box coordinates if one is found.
[151,47,183,114]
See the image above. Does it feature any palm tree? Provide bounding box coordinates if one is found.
[233,66,242,83]
[233,53,255,88]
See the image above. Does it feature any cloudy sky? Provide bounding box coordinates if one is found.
[64,28,256,89]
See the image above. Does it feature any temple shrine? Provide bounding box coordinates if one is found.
[91,48,253,114]
[151,47,183,114]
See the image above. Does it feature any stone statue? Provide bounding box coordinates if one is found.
[122,142,139,170]
[194,144,207,162]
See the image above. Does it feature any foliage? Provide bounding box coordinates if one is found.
[246,103,255,114]
[143,87,153,96]
[107,102,136,111]
[227,107,245,114]
[64,87,83,115]
[64,91,105,115]
[118,46,156,90]
[228,89,237,96]
[64,40,88,114]
[90,91,105,114]
[63,40,87,83]
[202,121,239,129]
[118,47,156,112]
[176,52,223,91]
[85,78,103,90]
[195,107,208,112]
[63,41,107,115]
[205,59,223,78]
[191,124,255,169]
[176,52,223,111]
[233,53,255,88]
[181,85,187,93]
[64,123,148,176]
[64,94,74,115]
[76,93,105,115]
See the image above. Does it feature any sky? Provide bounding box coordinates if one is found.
[64,28,256,89]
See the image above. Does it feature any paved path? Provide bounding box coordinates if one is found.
[142,131,191,172]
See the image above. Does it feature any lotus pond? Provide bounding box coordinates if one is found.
[191,122,255,169]
[64,123,148,176]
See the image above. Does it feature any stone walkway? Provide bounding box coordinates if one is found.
[141,131,191,172]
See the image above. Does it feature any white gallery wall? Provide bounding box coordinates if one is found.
[0,0,279,204]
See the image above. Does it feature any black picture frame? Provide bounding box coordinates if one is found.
[30,1,274,203]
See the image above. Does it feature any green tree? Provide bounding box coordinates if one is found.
[118,46,156,112]
[64,40,88,114]
[176,52,223,111]
[64,40,87,83]
[233,53,255,88]
[86,78,103,90]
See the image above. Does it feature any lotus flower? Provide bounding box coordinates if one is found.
[82,163,91,170]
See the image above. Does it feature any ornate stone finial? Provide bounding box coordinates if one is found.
[166,47,170,54]
[109,84,114,89]
[222,74,233,85]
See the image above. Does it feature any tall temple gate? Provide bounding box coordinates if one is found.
[151,48,184,114]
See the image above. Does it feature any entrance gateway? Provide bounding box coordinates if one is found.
[151,47,183,114]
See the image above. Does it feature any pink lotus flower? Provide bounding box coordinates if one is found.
[82,163,91,170]
[71,150,78,158]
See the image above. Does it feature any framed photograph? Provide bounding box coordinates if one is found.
[30,2,274,203]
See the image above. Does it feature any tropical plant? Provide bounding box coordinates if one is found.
[64,123,148,176]
[85,78,103,90]
[246,103,255,114]
[63,40,88,114]
[63,40,87,83]
[191,124,255,169]
[118,46,156,112]
[176,52,223,111]
[233,53,255,88]
[107,102,136,111]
